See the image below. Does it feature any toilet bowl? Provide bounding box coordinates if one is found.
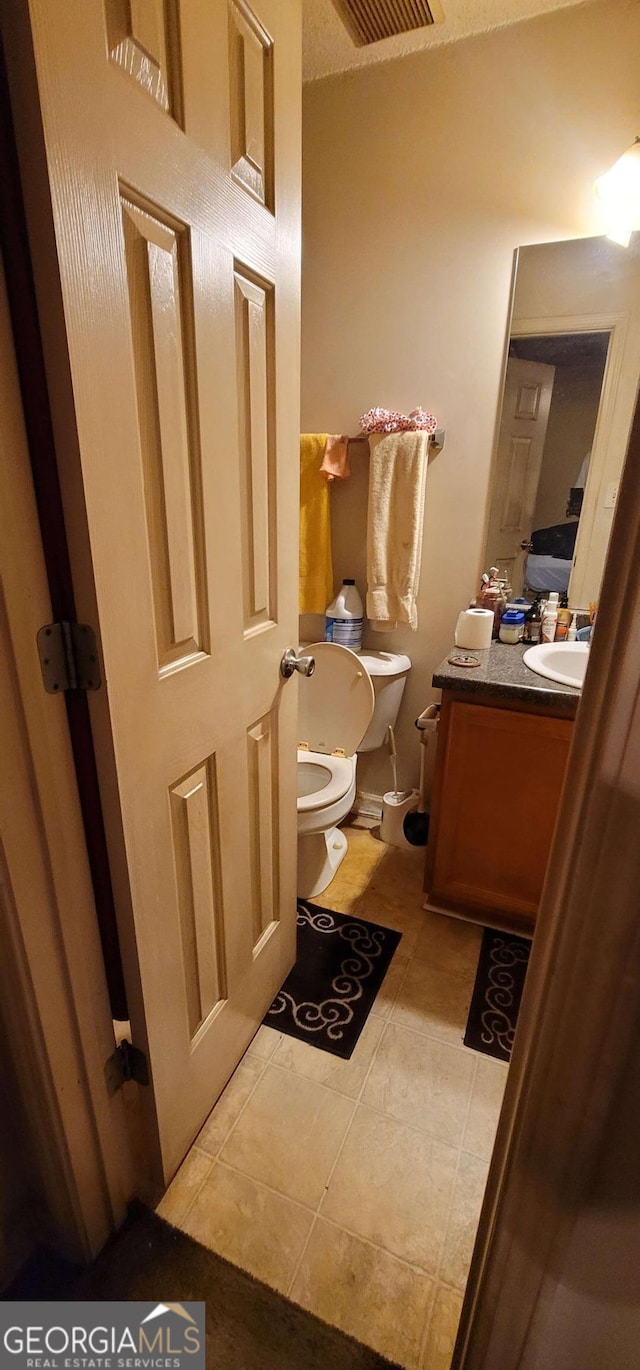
[296,643,374,899]
[297,749,357,896]
[296,643,413,897]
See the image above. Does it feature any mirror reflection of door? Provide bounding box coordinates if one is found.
[486,332,609,597]
[486,356,555,593]
[486,235,640,610]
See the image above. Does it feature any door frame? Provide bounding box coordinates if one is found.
[0,248,133,1265]
[510,309,630,609]
[454,387,640,1366]
[1,0,169,1193]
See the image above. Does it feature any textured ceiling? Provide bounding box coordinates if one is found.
[303,0,591,81]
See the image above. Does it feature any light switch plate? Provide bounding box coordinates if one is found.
[605,482,618,509]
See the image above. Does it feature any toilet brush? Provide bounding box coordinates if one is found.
[380,732,418,846]
[403,706,438,846]
[388,724,400,797]
[403,738,429,845]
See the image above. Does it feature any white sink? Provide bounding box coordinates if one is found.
[523,641,589,689]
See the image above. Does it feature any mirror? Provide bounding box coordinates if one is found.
[484,235,640,608]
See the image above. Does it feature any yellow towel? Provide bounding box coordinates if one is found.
[300,434,334,614]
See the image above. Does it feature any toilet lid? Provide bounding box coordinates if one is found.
[298,643,375,757]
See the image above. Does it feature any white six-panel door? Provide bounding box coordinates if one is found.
[16,0,301,1181]
[486,357,555,593]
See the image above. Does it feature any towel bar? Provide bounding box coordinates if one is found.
[346,428,445,452]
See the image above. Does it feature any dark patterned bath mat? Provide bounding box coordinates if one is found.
[464,928,531,1062]
[264,901,401,1060]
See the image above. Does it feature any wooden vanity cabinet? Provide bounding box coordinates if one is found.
[424,691,574,936]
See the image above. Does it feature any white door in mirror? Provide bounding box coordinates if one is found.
[524,642,589,689]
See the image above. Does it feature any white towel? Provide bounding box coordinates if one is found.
[366,431,430,632]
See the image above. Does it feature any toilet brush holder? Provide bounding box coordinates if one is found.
[380,789,420,849]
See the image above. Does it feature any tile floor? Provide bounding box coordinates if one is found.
[158,824,508,1369]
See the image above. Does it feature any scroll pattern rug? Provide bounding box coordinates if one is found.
[264,901,401,1060]
[464,928,531,1062]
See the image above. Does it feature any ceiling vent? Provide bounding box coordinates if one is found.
[331,0,444,47]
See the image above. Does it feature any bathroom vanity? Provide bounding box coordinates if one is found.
[424,644,580,936]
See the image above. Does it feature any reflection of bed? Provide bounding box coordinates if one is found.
[525,553,572,595]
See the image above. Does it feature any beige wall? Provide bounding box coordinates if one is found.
[533,358,604,531]
[301,0,640,800]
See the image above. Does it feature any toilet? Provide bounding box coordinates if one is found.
[297,643,412,898]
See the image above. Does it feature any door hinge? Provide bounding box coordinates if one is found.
[37,621,101,693]
[104,1040,150,1095]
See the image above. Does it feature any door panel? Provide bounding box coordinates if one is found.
[105,0,180,116]
[17,0,301,1180]
[234,266,276,631]
[247,709,279,946]
[121,196,208,671]
[486,357,555,593]
[170,759,226,1036]
[228,0,274,207]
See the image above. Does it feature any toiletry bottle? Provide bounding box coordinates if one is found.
[541,592,559,643]
[478,568,507,639]
[529,600,544,644]
[524,599,537,643]
[499,609,525,644]
[556,607,571,642]
[568,612,578,642]
[325,579,364,650]
[523,600,539,641]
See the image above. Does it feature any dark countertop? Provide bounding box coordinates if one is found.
[432,642,580,714]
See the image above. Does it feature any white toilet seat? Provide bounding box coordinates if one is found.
[296,644,373,900]
[297,749,355,813]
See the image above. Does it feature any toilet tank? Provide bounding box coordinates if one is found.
[356,651,412,752]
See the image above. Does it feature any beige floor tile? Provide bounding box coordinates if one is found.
[421,1284,463,1370]
[322,1104,458,1273]
[311,831,385,911]
[316,882,367,915]
[370,845,426,904]
[391,961,475,1048]
[156,1146,213,1226]
[291,1217,434,1369]
[340,826,387,876]
[355,889,423,953]
[462,1056,508,1161]
[371,951,411,1020]
[196,1055,265,1157]
[220,1064,355,1208]
[439,1152,489,1290]
[363,1023,475,1147]
[271,1014,384,1099]
[245,1024,282,1061]
[183,1161,313,1295]
[413,911,483,979]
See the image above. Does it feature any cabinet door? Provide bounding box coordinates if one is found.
[429,701,573,932]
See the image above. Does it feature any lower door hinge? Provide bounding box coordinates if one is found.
[37,621,101,693]
[105,1040,150,1095]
